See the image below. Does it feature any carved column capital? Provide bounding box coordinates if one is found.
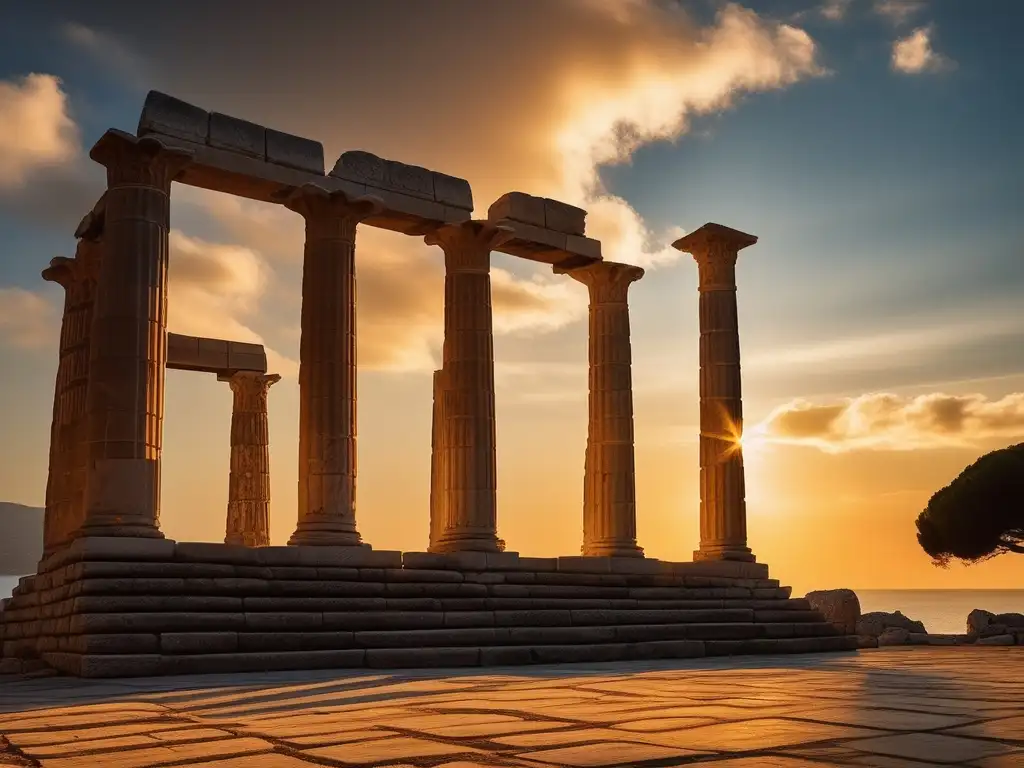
[285,183,383,241]
[672,223,757,293]
[557,260,645,304]
[424,221,514,273]
[228,371,282,410]
[89,129,193,191]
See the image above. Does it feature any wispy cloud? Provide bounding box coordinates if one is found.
[891,25,955,74]
[60,22,150,89]
[753,392,1024,452]
[820,0,854,21]
[874,0,926,25]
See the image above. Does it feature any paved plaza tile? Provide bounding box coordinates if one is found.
[3,648,1024,766]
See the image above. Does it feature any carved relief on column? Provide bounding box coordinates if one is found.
[556,260,645,558]
[672,223,758,563]
[286,183,383,547]
[424,221,513,553]
[225,372,281,548]
[77,131,192,539]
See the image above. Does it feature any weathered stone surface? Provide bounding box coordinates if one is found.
[265,128,325,174]
[209,112,266,159]
[487,192,546,227]
[65,537,177,564]
[433,173,473,210]
[365,647,481,668]
[544,197,587,235]
[878,627,910,646]
[858,610,927,637]
[237,632,355,652]
[161,632,238,654]
[805,589,860,634]
[978,633,1015,646]
[137,90,209,142]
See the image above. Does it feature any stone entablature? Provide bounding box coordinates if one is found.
[167,333,267,377]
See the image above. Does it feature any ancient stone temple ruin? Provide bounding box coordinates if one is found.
[0,91,857,678]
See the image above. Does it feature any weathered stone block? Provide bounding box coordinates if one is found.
[433,173,473,210]
[79,653,163,678]
[354,627,498,649]
[316,567,361,580]
[162,632,238,654]
[531,643,626,664]
[208,112,266,159]
[564,235,602,261]
[70,612,246,634]
[443,611,494,628]
[629,639,705,660]
[73,595,243,613]
[322,611,445,632]
[270,580,382,597]
[614,624,689,643]
[685,623,760,640]
[137,91,209,143]
[67,634,160,654]
[508,626,616,645]
[544,198,586,235]
[479,646,533,665]
[332,150,387,186]
[978,633,1015,646]
[237,632,355,652]
[160,649,366,675]
[365,647,481,668]
[381,569,463,583]
[242,596,385,612]
[384,160,434,201]
[266,128,325,174]
[558,556,612,574]
[385,598,443,611]
[245,612,323,631]
[66,537,176,563]
[487,192,545,227]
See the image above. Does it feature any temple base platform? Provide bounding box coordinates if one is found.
[0,538,857,678]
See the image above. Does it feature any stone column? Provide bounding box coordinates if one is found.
[556,260,645,558]
[77,131,192,539]
[40,223,102,555]
[224,372,281,547]
[286,183,382,547]
[424,221,513,552]
[428,368,447,552]
[672,223,758,563]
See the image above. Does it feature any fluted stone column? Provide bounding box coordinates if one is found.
[428,368,448,552]
[224,372,281,547]
[556,260,645,558]
[673,223,758,563]
[40,225,102,556]
[77,131,192,539]
[424,221,513,552]
[287,183,382,547]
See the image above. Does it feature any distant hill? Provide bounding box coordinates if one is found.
[0,503,43,575]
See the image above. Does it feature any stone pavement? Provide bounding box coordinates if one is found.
[2,648,1024,767]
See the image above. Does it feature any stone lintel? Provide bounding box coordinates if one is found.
[489,218,602,267]
[672,223,758,255]
[137,90,324,174]
[167,333,267,377]
[330,150,473,213]
[488,191,587,236]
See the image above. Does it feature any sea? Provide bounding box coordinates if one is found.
[0,575,1019,636]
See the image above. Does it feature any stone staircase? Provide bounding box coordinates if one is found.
[0,538,857,678]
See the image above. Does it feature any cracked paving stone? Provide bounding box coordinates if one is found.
[946,715,1024,741]
[517,740,707,766]
[303,736,484,764]
[846,732,1016,764]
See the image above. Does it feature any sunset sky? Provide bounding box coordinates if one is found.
[0,0,1021,594]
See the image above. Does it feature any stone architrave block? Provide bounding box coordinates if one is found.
[331,151,388,187]
[565,234,602,261]
[266,128,325,174]
[209,112,266,159]
[137,91,210,143]
[491,219,568,252]
[488,192,546,227]
[544,198,587,235]
[166,333,200,369]
[226,342,267,373]
[433,173,473,210]
[195,338,229,371]
[385,160,434,201]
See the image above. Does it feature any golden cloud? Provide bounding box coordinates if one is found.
[891,26,954,74]
[753,392,1024,451]
[0,287,59,350]
[0,74,79,188]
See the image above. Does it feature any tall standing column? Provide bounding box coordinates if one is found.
[77,131,192,539]
[672,223,758,563]
[287,183,382,547]
[428,368,448,552]
[556,260,645,558]
[224,371,281,547]
[424,221,513,552]
[40,223,101,556]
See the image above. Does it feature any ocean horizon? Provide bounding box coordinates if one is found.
[1,574,1019,636]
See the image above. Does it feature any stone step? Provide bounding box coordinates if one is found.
[40,634,856,678]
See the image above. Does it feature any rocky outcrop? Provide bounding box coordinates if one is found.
[806,589,860,634]
[967,609,1024,643]
[857,610,927,637]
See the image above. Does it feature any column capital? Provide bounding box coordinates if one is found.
[41,256,77,288]
[555,260,644,304]
[673,223,757,292]
[424,220,515,273]
[228,371,281,408]
[285,183,383,240]
[89,129,193,190]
